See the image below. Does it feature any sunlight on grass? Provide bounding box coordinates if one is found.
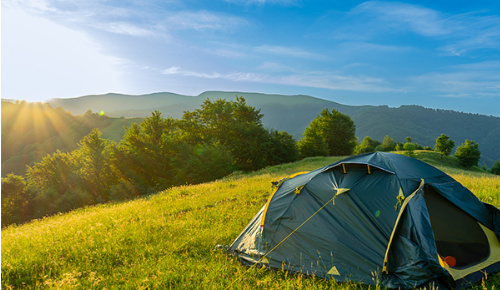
[2,155,499,289]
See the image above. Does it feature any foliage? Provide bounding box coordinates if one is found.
[1,102,119,177]
[382,135,395,151]
[265,129,300,166]
[354,136,382,154]
[178,97,292,171]
[2,155,499,290]
[352,104,500,167]
[299,108,356,157]
[2,98,300,227]
[435,134,455,159]
[1,174,30,227]
[491,160,500,175]
[297,119,329,158]
[455,139,481,168]
[403,142,416,157]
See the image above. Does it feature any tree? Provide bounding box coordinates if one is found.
[179,97,290,171]
[491,160,500,175]
[403,142,416,157]
[1,174,30,227]
[119,111,178,189]
[299,108,356,157]
[298,118,329,158]
[77,129,119,201]
[382,135,395,151]
[455,139,481,168]
[405,136,413,143]
[265,130,300,166]
[354,136,381,155]
[435,134,455,160]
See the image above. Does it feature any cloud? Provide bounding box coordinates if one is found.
[352,1,448,36]
[205,48,247,58]
[338,1,500,55]
[223,0,301,6]
[338,42,412,52]
[89,22,156,37]
[161,66,396,92]
[165,11,248,32]
[410,61,500,97]
[255,45,328,60]
[6,0,248,37]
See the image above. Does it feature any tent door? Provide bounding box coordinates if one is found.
[424,186,489,269]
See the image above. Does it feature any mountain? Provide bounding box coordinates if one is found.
[45,91,500,166]
[3,91,499,171]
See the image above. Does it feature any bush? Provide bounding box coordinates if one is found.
[403,143,416,157]
[491,160,500,175]
[455,139,481,168]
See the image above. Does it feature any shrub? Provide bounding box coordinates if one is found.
[455,139,481,168]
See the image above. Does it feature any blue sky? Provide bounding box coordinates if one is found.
[3,0,500,116]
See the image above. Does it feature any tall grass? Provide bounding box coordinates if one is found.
[2,154,499,289]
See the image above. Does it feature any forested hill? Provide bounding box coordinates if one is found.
[1,101,141,177]
[43,91,500,166]
[354,105,500,166]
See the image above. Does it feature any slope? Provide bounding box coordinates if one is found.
[2,152,500,289]
[1,101,143,177]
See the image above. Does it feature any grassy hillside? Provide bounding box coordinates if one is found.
[3,152,500,289]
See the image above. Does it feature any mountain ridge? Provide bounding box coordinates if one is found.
[3,91,499,167]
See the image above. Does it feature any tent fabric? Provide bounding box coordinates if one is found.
[229,152,500,289]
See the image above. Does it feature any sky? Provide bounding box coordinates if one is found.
[2,0,500,117]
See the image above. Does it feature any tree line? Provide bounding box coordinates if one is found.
[2,98,498,227]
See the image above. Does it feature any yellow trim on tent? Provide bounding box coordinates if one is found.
[327,266,340,276]
[367,164,371,174]
[438,223,500,281]
[383,179,425,273]
[260,171,309,227]
[342,163,346,174]
[295,184,306,194]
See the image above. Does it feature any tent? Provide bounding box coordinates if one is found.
[230,152,500,289]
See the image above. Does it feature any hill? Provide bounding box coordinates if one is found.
[45,91,500,166]
[2,151,500,289]
[1,101,142,177]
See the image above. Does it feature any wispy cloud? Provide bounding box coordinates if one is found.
[337,1,500,56]
[223,0,301,6]
[338,42,412,52]
[410,61,500,97]
[255,45,328,60]
[165,11,248,32]
[6,0,248,37]
[352,1,449,36]
[161,66,396,92]
[89,22,156,37]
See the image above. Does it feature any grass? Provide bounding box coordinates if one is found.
[2,153,500,289]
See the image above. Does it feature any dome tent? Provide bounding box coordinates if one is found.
[229,152,500,289]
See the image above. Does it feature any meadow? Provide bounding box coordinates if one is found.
[2,152,500,289]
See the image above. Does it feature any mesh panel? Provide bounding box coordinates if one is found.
[424,187,489,268]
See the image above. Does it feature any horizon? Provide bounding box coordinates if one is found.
[3,0,500,117]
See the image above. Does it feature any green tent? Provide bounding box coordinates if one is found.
[230,152,500,289]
